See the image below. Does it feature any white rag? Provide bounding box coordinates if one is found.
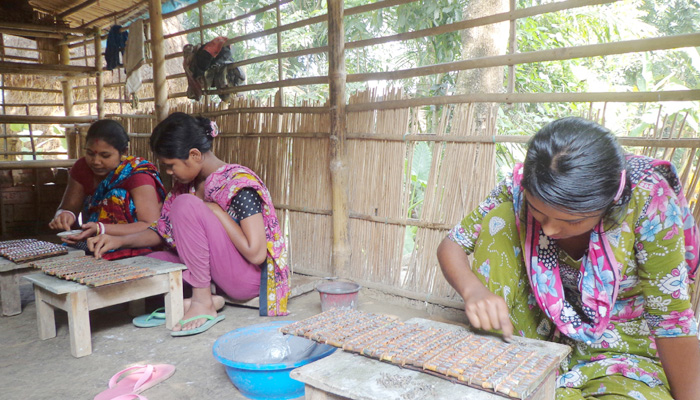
[124,19,144,95]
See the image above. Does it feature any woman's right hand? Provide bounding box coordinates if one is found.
[49,211,76,231]
[463,285,514,341]
[87,234,123,259]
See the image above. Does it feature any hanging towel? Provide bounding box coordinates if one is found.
[124,19,145,99]
[105,25,128,70]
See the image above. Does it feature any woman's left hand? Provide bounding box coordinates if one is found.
[75,222,99,240]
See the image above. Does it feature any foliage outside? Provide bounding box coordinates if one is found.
[179,0,700,256]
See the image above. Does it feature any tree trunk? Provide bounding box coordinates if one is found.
[456,0,509,129]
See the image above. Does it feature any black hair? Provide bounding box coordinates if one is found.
[85,119,129,154]
[522,117,630,224]
[150,112,215,159]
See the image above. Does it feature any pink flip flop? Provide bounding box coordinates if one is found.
[94,364,175,400]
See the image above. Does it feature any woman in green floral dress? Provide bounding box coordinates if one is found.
[438,117,700,399]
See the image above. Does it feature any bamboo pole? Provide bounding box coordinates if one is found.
[346,90,700,111]
[348,33,700,83]
[0,86,62,94]
[275,0,284,107]
[165,0,291,40]
[347,0,615,51]
[0,160,76,169]
[0,115,96,124]
[506,0,516,95]
[60,41,79,160]
[149,0,169,122]
[0,61,94,77]
[93,27,104,119]
[0,21,91,35]
[328,0,351,277]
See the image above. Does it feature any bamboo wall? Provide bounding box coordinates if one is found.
[1,0,700,308]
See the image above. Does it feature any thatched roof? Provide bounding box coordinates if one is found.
[3,0,148,31]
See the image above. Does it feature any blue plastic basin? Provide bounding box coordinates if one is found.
[212,321,335,400]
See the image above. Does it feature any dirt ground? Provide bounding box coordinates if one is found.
[0,275,467,400]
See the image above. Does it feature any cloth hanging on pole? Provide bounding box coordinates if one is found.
[105,25,128,70]
[183,36,246,101]
[124,19,145,105]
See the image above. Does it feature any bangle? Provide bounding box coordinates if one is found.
[55,209,76,220]
[96,222,105,236]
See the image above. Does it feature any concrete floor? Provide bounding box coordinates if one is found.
[0,277,467,400]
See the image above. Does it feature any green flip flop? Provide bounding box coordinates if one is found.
[171,314,226,337]
[132,307,166,328]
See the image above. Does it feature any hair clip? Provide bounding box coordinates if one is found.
[209,120,219,138]
[613,169,626,202]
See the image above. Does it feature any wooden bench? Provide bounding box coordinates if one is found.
[0,248,84,316]
[24,255,186,358]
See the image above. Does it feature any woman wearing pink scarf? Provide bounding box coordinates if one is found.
[89,112,289,336]
[438,117,700,399]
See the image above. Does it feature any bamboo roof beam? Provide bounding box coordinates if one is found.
[0,21,91,36]
[346,90,700,112]
[58,0,99,18]
[0,28,80,41]
[0,61,95,78]
[347,33,700,83]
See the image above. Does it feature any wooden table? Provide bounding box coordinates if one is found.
[290,318,571,400]
[24,256,186,358]
[0,248,84,316]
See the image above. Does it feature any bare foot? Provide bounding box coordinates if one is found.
[172,287,218,332]
[184,295,225,313]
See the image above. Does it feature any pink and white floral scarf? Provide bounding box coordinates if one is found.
[511,155,698,343]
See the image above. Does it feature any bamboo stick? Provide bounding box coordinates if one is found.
[348,33,700,83]
[328,0,351,278]
[346,90,700,111]
[149,0,169,122]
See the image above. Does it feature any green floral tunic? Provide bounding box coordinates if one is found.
[447,155,698,399]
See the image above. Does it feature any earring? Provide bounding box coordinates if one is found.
[120,155,127,161]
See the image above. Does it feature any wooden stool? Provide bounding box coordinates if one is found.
[24,256,186,358]
[0,249,84,316]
